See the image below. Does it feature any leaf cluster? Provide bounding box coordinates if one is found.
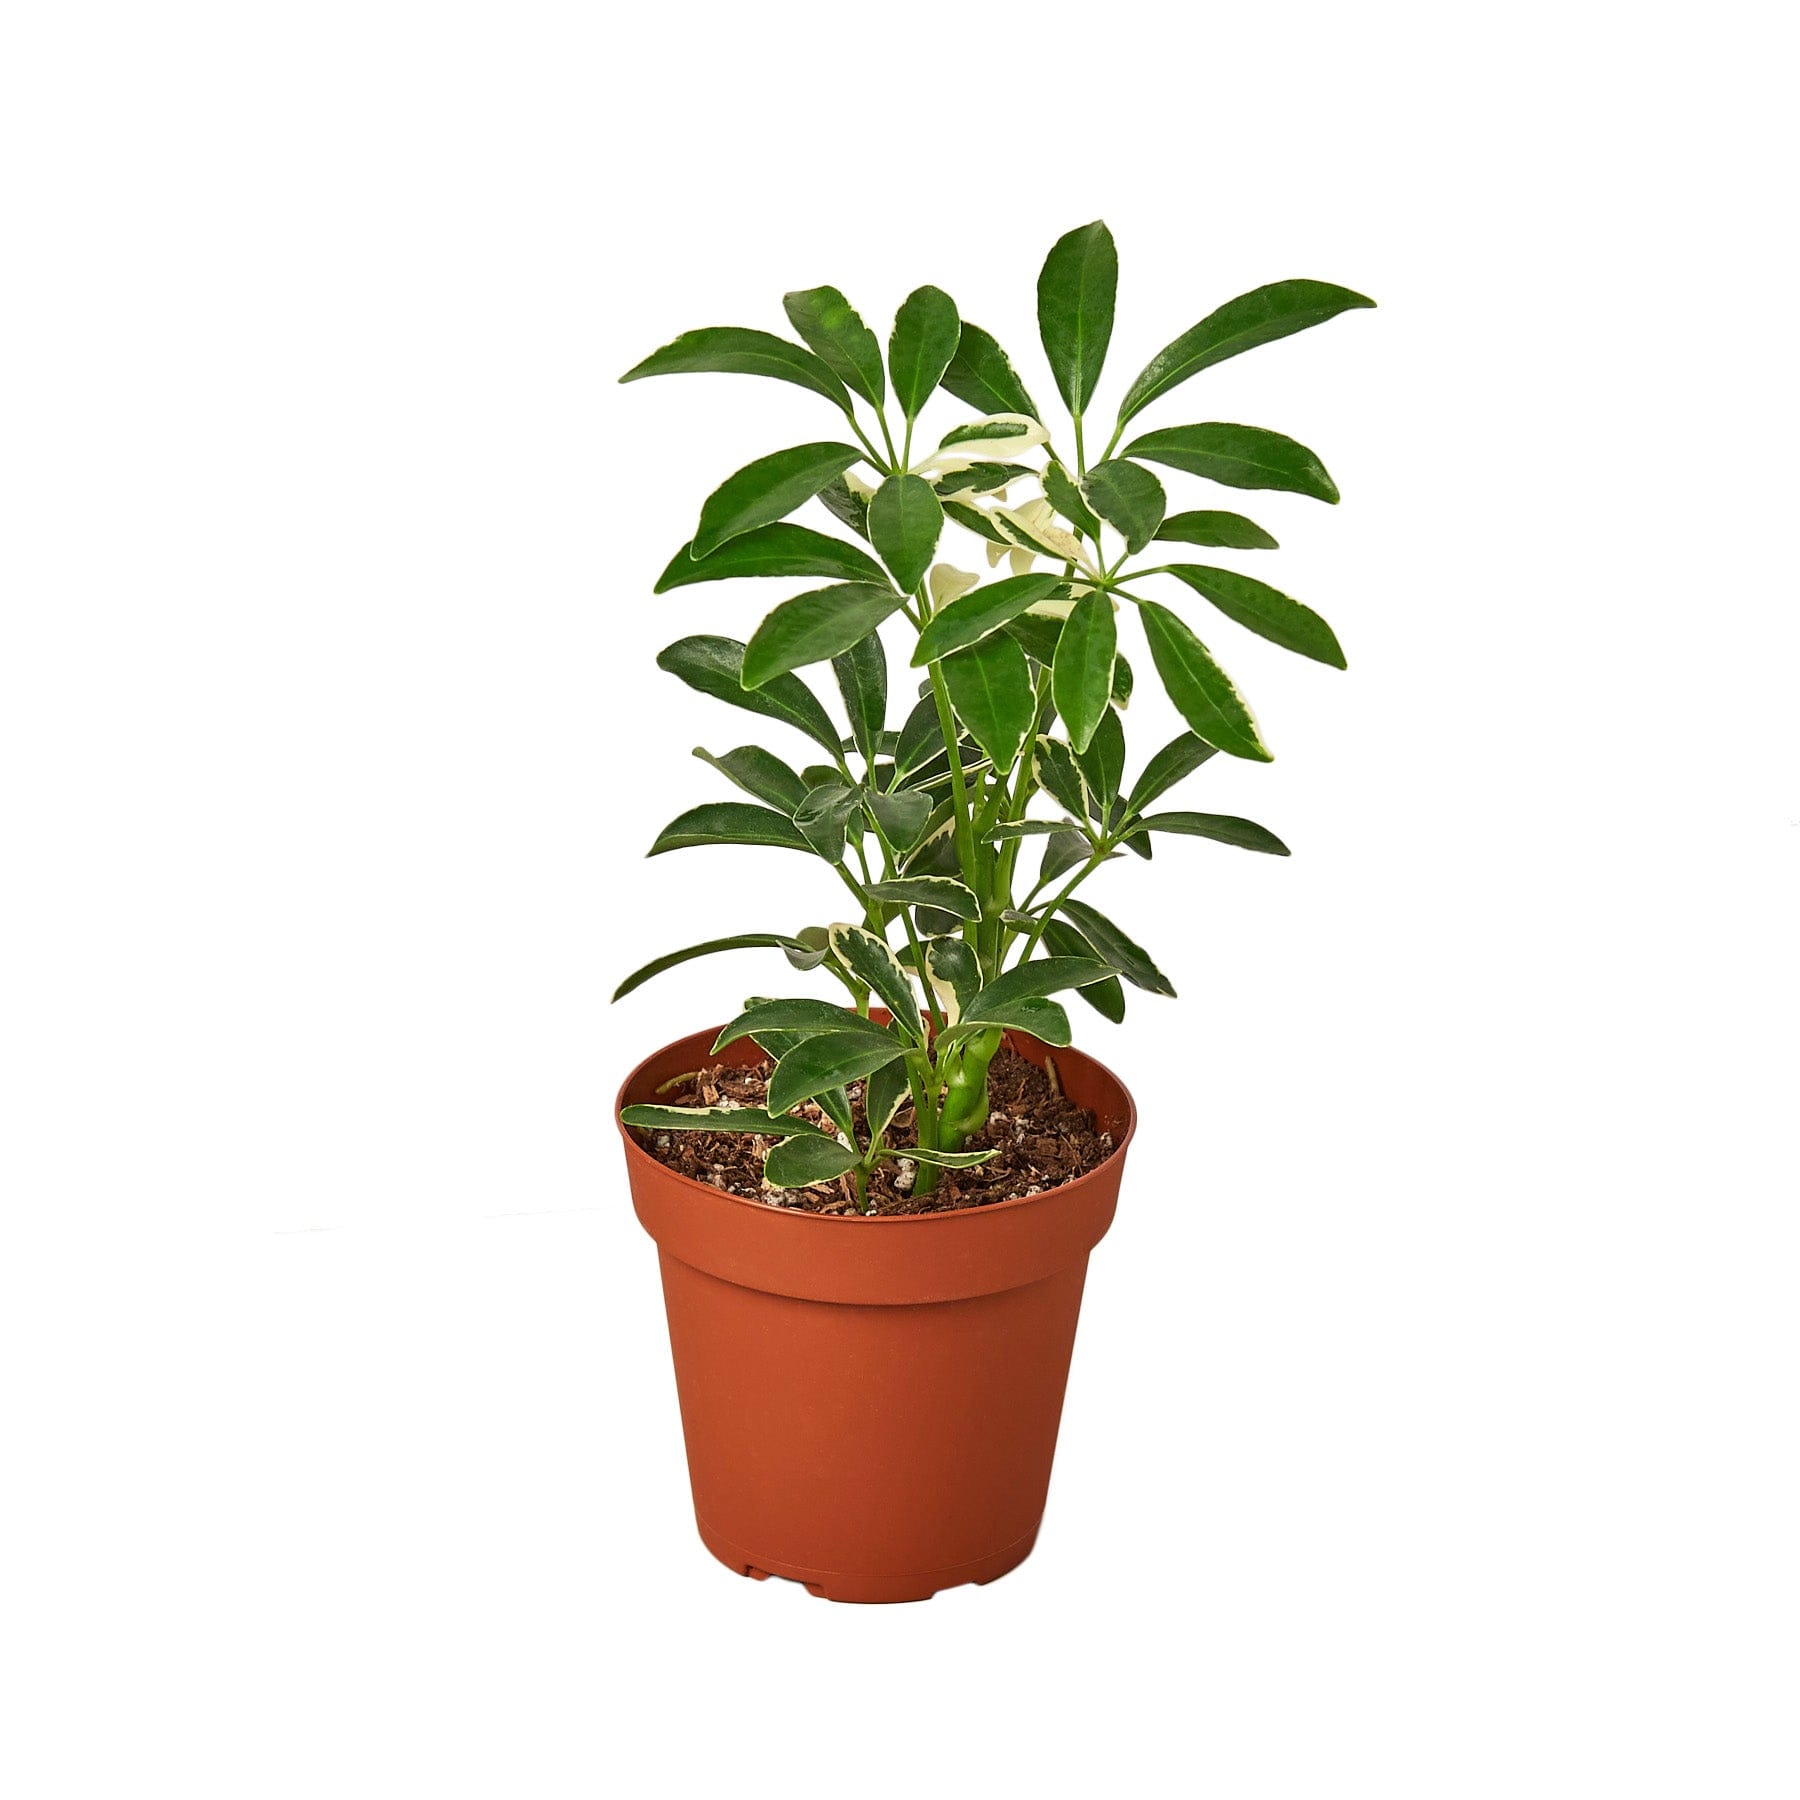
[616,228,1372,1205]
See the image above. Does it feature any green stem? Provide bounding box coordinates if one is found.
[1015,847,1108,964]
[851,420,889,474]
[926,661,981,946]
[905,1056,942,1196]
[990,672,1053,967]
[833,861,881,937]
[866,808,946,1041]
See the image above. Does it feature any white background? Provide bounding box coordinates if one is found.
[3,3,1795,1794]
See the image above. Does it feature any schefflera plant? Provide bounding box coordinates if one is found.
[616,222,1373,1209]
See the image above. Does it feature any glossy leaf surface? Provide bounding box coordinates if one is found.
[1116,279,1375,426]
[694,443,866,556]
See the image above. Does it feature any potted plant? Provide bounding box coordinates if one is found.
[613,222,1373,1601]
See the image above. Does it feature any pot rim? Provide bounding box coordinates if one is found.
[614,1023,1137,1229]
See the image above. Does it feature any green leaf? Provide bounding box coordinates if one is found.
[1074,705,1125,811]
[783,286,885,409]
[741,582,906,687]
[1039,827,1089,885]
[925,937,981,1021]
[903,816,964,878]
[990,506,1079,563]
[1112,653,1134,707]
[655,522,886,592]
[620,326,850,412]
[784,925,834,971]
[890,694,945,780]
[657,635,843,759]
[1037,220,1117,416]
[1004,612,1066,667]
[788,928,835,972]
[1081,460,1166,554]
[1123,423,1339,504]
[764,1132,862,1188]
[1160,565,1346,669]
[939,321,1040,419]
[868,474,943,593]
[934,461,1027,499]
[817,476,871,541]
[863,876,982,921]
[622,1103,830,1137]
[1137,603,1272,763]
[986,818,1076,840]
[1060,898,1174,996]
[941,631,1035,774]
[1126,810,1291,855]
[963,955,1116,1022]
[828,924,923,1035]
[1052,589,1117,754]
[692,744,808,813]
[1043,921,1125,1022]
[901,1143,1000,1169]
[713,998,898,1053]
[769,1030,908,1114]
[1109,796,1150,861]
[869,785,932,851]
[813,1085,856,1138]
[889,285,961,420]
[937,418,1039,453]
[974,995,1073,1046]
[1117,279,1374,427]
[831,632,887,769]
[694,443,866,557]
[1126,731,1218,815]
[793,780,862,859]
[941,498,1009,546]
[1043,462,1101,538]
[613,932,816,1001]
[911,573,1066,665]
[1032,735,1091,819]
[864,1057,910,1141]
[649,802,815,856]
[1155,510,1279,551]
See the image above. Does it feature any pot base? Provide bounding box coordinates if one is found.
[697,1515,1040,1604]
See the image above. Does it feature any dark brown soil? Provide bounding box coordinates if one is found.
[632,1046,1116,1215]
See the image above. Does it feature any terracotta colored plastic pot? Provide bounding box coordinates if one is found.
[617,1024,1135,1603]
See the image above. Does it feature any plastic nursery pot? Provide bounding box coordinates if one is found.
[616,1023,1136,1604]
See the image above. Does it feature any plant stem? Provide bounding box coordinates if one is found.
[905,1056,942,1196]
[851,420,888,473]
[832,861,880,933]
[1015,847,1108,964]
[868,805,947,1041]
[926,661,981,949]
[989,670,1052,965]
